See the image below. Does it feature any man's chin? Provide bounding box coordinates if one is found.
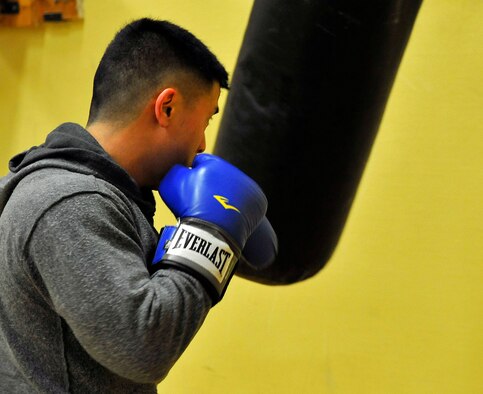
[186,156,196,168]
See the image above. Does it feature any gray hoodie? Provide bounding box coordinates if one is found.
[0,123,212,393]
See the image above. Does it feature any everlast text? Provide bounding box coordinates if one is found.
[172,228,232,274]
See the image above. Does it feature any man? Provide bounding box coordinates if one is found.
[0,18,275,393]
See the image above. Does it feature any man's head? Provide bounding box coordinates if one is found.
[86,18,229,188]
[87,18,228,126]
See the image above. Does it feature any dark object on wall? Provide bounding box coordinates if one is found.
[214,0,423,284]
[0,0,83,27]
[0,1,19,14]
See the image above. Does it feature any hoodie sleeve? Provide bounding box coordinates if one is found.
[27,190,212,383]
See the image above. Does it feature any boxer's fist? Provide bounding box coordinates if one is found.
[240,216,278,269]
[154,216,279,273]
[150,154,267,303]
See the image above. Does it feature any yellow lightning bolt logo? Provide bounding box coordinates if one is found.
[213,195,240,213]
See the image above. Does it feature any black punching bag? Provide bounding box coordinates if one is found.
[214,0,422,284]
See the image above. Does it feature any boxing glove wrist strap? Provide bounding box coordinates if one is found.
[151,219,241,304]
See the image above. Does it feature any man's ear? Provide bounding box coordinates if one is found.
[154,88,176,127]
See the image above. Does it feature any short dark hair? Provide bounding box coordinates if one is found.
[87,18,229,125]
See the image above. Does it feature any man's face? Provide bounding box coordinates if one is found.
[173,82,221,167]
[146,82,221,188]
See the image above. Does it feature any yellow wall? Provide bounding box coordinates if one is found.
[1,1,481,393]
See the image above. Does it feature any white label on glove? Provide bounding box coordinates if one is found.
[166,223,235,283]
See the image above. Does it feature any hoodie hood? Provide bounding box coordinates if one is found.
[0,122,155,224]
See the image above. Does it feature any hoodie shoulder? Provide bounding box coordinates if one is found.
[14,167,101,204]
[3,168,132,224]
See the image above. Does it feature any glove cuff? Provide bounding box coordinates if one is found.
[150,219,241,304]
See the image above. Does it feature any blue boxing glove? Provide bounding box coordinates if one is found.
[240,216,278,269]
[155,216,278,274]
[150,154,268,303]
